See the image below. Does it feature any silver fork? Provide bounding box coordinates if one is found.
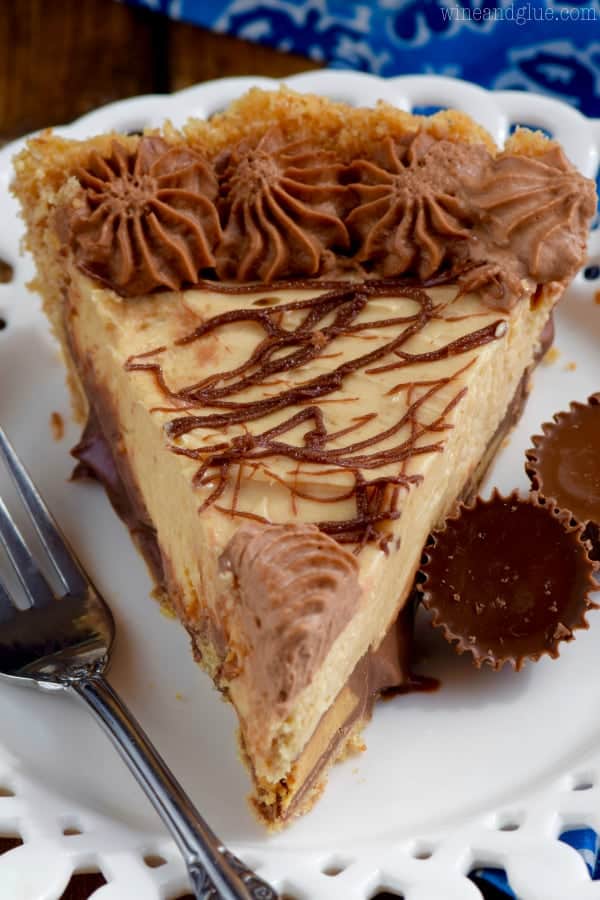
[0,424,278,900]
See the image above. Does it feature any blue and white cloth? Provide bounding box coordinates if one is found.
[125,0,600,116]
[471,829,600,896]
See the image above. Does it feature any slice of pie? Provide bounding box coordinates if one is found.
[12,88,596,827]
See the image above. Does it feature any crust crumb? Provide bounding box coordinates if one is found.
[543,346,561,365]
[50,411,64,441]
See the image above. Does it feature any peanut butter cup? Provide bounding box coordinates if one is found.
[526,394,600,559]
[420,491,598,670]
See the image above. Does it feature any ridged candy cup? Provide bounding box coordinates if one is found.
[419,490,598,670]
[526,394,600,560]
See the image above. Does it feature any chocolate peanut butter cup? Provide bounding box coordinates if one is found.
[526,394,600,560]
[419,491,598,670]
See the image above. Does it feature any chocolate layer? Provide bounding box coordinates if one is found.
[72,415,163,585]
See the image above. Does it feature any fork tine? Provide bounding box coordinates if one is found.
[0,575,16,624]
[0,426,87,596]
[0,494,55,608]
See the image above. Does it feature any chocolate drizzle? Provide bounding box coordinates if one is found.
[125,276,507,547]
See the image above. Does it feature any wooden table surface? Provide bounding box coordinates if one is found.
[0,0,320,143]
[0,5,506,899]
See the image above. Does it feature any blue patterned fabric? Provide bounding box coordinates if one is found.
[125,0,600,116]
[470,829,600,896]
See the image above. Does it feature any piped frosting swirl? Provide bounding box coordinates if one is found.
[346,132,484,279]
[60,136,222,296]
[221,521,361,709]
[465,146,594,293]
[56,96,597,309]
[346,133,596,308]
[215,129,350,281]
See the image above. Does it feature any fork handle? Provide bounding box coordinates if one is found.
[70,674,278,900]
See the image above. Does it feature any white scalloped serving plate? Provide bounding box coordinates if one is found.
[0,72,599,900]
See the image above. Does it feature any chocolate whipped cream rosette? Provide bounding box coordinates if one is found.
[419,490,598,670]
[526,394,600,560]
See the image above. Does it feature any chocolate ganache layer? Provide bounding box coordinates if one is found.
[58,128,596,310]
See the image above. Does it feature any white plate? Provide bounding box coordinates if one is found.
[0,73,599,900]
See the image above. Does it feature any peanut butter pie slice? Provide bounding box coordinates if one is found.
[12,88,596,827]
